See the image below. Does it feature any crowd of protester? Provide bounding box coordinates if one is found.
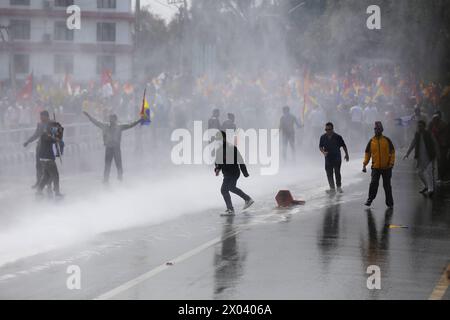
[0,63,448,154]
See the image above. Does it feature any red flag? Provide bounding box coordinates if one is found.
[101,69,113,86]
[18,72,33,100]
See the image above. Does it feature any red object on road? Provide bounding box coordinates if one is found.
[275,190,305,208]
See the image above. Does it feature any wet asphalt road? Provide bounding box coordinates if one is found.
[0,161,449,300]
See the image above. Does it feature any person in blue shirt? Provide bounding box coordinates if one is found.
[319,122,350,193]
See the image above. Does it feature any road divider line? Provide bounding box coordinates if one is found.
[94,231,239,300]
[429,264,450,300]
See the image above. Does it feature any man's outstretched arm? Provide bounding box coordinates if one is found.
[24,123,42,147]
[120,118,143,131]
[83,112,105,129]
[341,136,350,161]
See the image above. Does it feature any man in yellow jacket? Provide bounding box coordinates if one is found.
[363,121,395,208]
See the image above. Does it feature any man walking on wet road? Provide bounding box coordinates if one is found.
[404,120,437,197]
[363,121,395,208]
[215,131,254,216]
[319,122,349,193]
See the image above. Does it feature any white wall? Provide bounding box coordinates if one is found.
[74,20,132,45]
[76,0,132,12]
[0,1,132,12]
[0,0,134,81]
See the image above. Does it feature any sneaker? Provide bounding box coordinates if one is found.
[243,199,255,210]
[364,200,372,207]
[326,189,336,194]
[419,188,428,194]
[221,209,235,216]
[55,192,65,199]
[337,187,343,193]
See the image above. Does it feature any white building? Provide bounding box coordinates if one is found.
[0,0,134,82]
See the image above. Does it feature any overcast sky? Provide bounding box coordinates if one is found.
[133,0,189,23]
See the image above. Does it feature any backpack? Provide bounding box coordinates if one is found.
[49,121,65,157]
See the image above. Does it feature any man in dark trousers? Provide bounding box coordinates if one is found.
[404,120,436,197]
[319,122,349,193]
[363,121,396,208]
[279,106,301,161]
[428,111,449,184]
[36,121,64,198]
[24,110,50,188]
[84,112,142,183]
[215,131,254,216]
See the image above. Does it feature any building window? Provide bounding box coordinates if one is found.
[14,54,30,74]
[55,0,74,7]
[10,0,30,5]
[97,55,115,74]
[54,55,74,74]
[97,0,116,9]
[54,21,74,41]
[97,22,116,42]
[10,20,31,40]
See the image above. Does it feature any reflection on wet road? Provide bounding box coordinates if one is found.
[0,162,449,299]
[213,216,246,298]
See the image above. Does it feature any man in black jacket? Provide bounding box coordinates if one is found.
[24,110,50,188]
[36,121,63,197]
[404,120,437,197]
[215,131,254,216]
[319,122,349,193]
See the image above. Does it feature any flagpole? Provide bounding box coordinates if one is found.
[141,88,147,115]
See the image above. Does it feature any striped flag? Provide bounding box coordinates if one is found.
[140,89,151,125]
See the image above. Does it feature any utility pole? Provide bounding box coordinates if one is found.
[0,25,16,94]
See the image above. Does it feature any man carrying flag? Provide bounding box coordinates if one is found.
[83,108,143,184]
